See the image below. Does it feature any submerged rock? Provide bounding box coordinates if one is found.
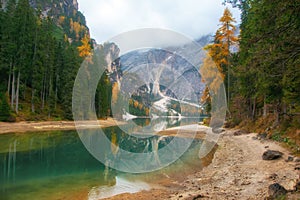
[268,183,287,199]
[262,150,283,160]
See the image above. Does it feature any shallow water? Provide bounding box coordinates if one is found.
[0,120,206,200]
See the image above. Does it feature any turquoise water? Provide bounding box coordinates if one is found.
[0,121,204,200]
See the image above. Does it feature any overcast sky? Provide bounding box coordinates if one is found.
[77,0,241,44]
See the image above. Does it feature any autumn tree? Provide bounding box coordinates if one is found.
[77,34,91,57]
[111,82,119,105]
[202,8,238,114]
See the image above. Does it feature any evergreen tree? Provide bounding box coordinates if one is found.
[0,92,11,121]
[226,0,300,125]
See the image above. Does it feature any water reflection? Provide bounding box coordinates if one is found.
[0,120,205,200]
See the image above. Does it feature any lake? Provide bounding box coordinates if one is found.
[0,118,210,200]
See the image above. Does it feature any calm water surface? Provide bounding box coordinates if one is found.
[0,118,207,200]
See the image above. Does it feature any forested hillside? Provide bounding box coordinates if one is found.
[0,0,94,121]
[205,0,300,151]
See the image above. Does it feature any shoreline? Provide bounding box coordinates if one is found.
[102,130,300,200]
[0,118,126,134]
[0,120,208,139]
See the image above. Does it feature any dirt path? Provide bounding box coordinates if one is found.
[105,130,300,200]
[169,130,300,200]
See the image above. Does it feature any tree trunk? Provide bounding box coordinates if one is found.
[31,89,35,113]
[7,63,12,96]
[41,72,46,110]
[282,102,287,119]
[54,74,58,110]
[248,98,252,119]
[252,97,256,120]
[263,96,267,117]
[11,70,15,109]
[15,71,20,113]
[273,101,281,127]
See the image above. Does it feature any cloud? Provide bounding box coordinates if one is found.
[77,0,240,43]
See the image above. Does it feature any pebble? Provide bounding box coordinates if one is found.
[241,181,251,185]
[268,173,278,180]
[285,155,294,162]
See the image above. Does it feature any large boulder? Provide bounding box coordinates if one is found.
[268,183,287,199]
[262,150,283,160]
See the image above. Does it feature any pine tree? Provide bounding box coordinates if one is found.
[96,71,112,119]
[13,0,36,113]
[0,92,11,121]
[226,0,300,124]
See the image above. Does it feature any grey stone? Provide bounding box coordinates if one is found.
[262,150,283,160]
[233,129,249,136]
[268,183,287,198]
[285,156,293,162]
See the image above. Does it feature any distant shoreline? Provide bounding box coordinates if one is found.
[0,118,125,134]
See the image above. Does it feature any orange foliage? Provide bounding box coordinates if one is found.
[202,8,238,81]
[73,22,81,39]
[58,16,65,25]
[111,82,119,105]
[138,103,143,110]
[133,101,139,108]
[77,34,91,57]
[145,108,150,116]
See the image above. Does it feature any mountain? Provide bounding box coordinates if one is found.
[1,0,89,44]
[101,35,211,118]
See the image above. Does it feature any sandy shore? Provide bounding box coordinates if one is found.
[103,130,300,200]
[0,118,125,134]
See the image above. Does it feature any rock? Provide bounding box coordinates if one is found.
[191,194,205,200]
[233,130,249,136]
[295,181,300,191]
[262,150,283,160]
[268,173,278,180]
[258,132,268,140]
[268,183,287,198]
[212,128,225,134]
[241,181,251,185]
[285,155,294,162]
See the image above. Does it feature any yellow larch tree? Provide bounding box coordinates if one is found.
[202,8,238,109]
[77,34,91,57]
[111,82,119,105]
